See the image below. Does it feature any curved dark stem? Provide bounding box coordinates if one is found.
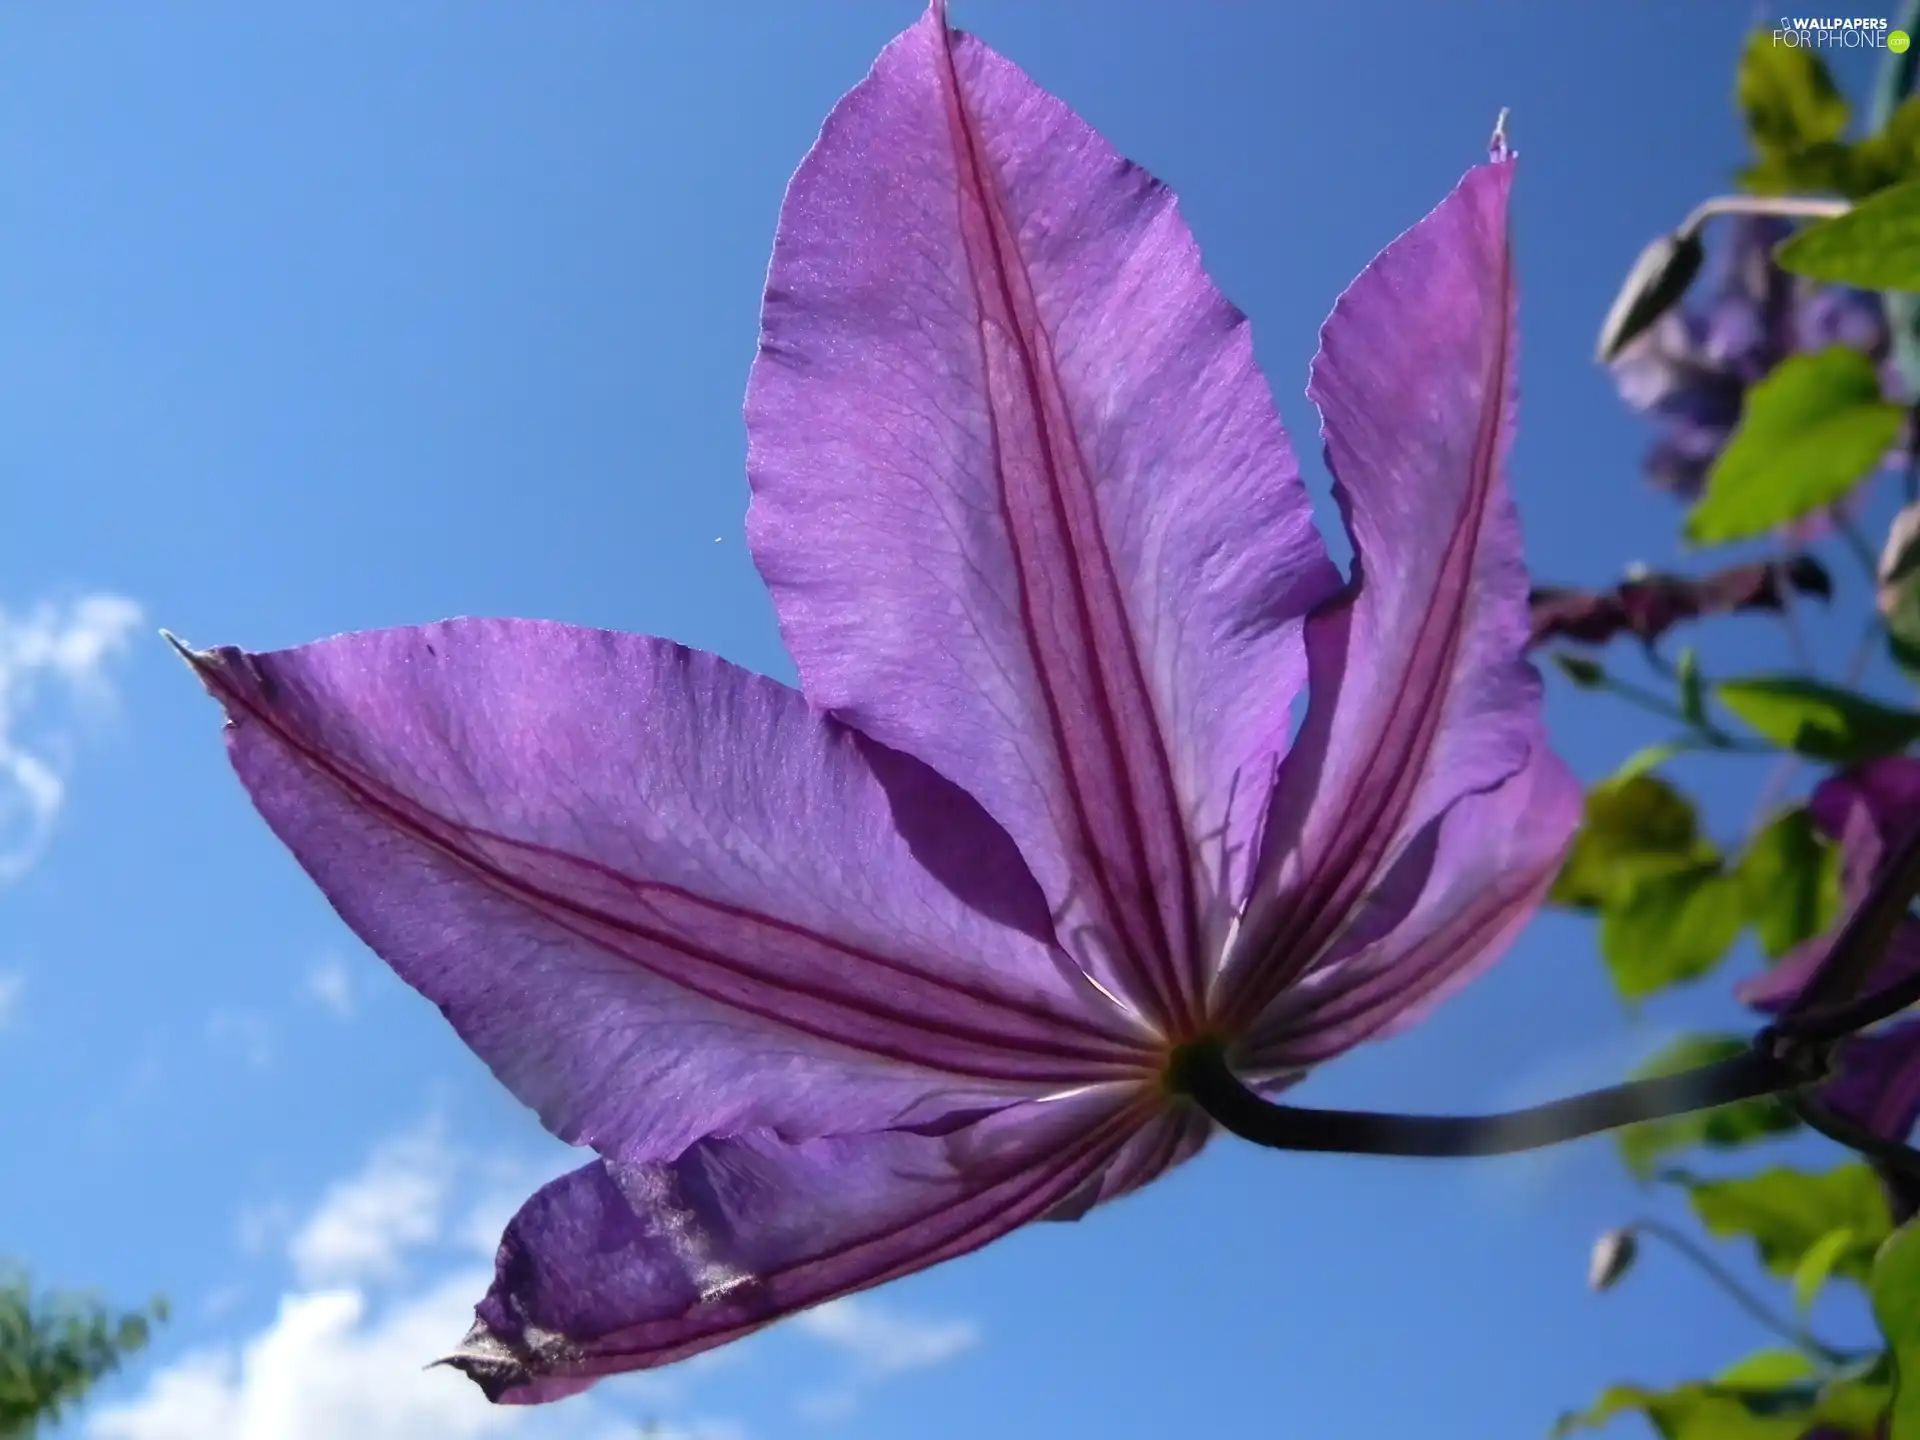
[1180,1046,1804,1159]
[1628,1218,1852,1367]
[1790,1092,1920,1185]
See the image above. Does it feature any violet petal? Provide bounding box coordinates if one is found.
[192,620,1151,1165]
[746,6,1339,1033]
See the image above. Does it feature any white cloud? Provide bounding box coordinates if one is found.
[289,1122,449,1288]
[793,1297,978,1374]
[90,1123,742,1440]
[0,592,142,881]
[790,1296,979,1421]
[304,956,354,1018]
[0,971,23,1029]
[88,1274,527,1440]
[206,1010,275,1069]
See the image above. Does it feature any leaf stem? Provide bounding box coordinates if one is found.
[1623,1218,1853,1367]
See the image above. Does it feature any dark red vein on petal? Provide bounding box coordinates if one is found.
[203,656,1152,1083]
[539,1091,1157,1374]
[932,24,1202,1037]
[1251,849,1542,1065]
[1219,228,1516,1035]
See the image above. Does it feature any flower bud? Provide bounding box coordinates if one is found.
[1596,230,1706,363]
[1588,1227,1639,1292]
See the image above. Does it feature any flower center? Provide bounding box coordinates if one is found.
[1158,1034,1227,1099]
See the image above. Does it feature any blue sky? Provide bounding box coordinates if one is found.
[0,3,1903,1437]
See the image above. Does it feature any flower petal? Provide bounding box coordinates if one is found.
[1822,1019,1920,1143]
[190,619,1152,1164]
[1242,739,1578,1067]
[745,7,1339,1034]
[1739,758,1920,1014]
[1218,157,1574,1030]
[446,1092,1156,1401]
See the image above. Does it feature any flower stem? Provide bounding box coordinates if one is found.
[1624,1219,1852,1367]
[1675,194,1851,242]
[1178,1045,1808,1159]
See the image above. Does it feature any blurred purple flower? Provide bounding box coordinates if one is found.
[1741,760,1920,1210]
[1528,554,1831,651]
[182,4,1576,1404]
[1611,216,1901,500]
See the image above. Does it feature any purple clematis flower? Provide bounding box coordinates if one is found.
[1741,760,1920,1165]
[181,4,1576,1404]
[1611,215,1900,500]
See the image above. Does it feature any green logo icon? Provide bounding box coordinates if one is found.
[1894,29,1912,52]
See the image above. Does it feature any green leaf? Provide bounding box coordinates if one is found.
[1794,1226,1860,1313]
[1602,860,1746,1001]
[1739,807,1845,959]
[1690,1164,1892,1282]
[1779,177,1920,292]
[1555,1348,1889,1438]
[1617,741,1692,782]
[1616,1035,1801,1178]
[1552,773,1715,911]
[1741,140,1864,197]
[0,1270,167,1435]
[1882,503,1920,680]
[1687,348,1905,545]
[1876,1218,1920,1439]
[1555,1384,1810,1439]
[1719,675,1920,763]
[1851,93,1920,195]
[1739,29,1850,155]
[1678,646,1708,728]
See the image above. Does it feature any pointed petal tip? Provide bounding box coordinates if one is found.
[430,1321,529,1401]
[1488,107,1514,163]
[161,629,224,691]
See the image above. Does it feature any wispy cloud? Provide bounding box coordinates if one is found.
[304,955,354,1019]
[0,592,142,882]
[791,1296,980,1421]
[288,1122,449,1289]
[0,971,23,1030]
[91,1123,740,1440]
[206,1010,275,1069]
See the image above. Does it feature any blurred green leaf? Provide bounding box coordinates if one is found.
[1616,1034,1801,1179]
[1552,1347,1884,1440]
[1739,29,1851,155]
[0,1270,166,1436]
[1836,91,1920,200]
[1882,502,1920,680]
[1617,741,1692,782]
[1739,807,1845,959]
[1690,1165,1892,1282]
[1794,1226,1861,1313]
[1679,646,1708,728]
[1779,177,1920,291]
[1719,675,1920,763]
[1876,1218,1920,1439]
[1688,349,1904,545]
[1553,773,1715,911]
[1602,861,1746,1001]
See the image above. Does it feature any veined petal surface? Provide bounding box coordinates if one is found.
[193,619,1151,1164]
[747,8,1339,1035]
[1218,157,1577,1034]
[452,1089,1164,1400]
